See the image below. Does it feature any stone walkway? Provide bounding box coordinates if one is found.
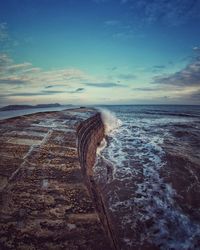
[0,108,112,250]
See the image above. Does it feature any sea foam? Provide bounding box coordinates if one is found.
[98,108,122,135]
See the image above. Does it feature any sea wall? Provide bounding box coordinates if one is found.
[77,112,117,250]
[0,108,114,249]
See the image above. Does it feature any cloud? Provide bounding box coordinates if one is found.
[133,87,159,92]
[190,90,200,100]
[7,91,63,96]
[151,65,166,73]
[112,31,135,40]
[153,65,166,70]
[0,54,88,87]
[6,63,33,73]
[0,77,26,85]
[111,66,117,71]
[118,73,136,80]
[104,20,120,26]
[153,57,200,86]
[0,54,12,68]
[0,54,90,105]
[0,23,8,42]
[84,82,125,88]
[74,88,84,93]
[0,23,19,51]
[126,0,200,26]
[5,88,85,97]
[193,46,200,52]
[45,84,66,89]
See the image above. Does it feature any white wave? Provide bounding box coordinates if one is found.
[96,138,107,155]
[98,108,122,135]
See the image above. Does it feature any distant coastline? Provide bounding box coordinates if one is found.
[0,103,72,111]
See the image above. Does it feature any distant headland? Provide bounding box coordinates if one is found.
[0,103,72,111]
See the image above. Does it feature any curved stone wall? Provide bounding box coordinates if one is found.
[77,112,118,250]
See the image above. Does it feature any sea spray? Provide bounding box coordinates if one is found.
[95,108,122,183]
[96,138,107,155]
[96,108,122,158]
[98,108,122,135]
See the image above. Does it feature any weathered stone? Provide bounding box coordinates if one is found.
[0,108,114,250]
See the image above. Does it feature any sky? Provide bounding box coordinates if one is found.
[0,0,200,106]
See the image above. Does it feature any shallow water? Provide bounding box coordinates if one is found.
[94,105,200,250]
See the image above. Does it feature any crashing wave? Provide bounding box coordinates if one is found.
[98,108,122,135]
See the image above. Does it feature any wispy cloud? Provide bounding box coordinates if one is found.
[107,66,118,72]
[0,54,88,87]
[153,57,200,86]
[118,73,136,80]
[0,22,19,51]
[0,23,8,42]
[0,53,89,104]
[153,65,166,70]
[6,91,64,96]
[104,20,120,26]
[74,87,85,93]
[190,90,200,100]
[133,87,159,92]
[124,0,200,26]
[5,88,85,97]
[84,82,126,88]
[112,30,135,40]
[0,77,26,85]
[45,84,66,89]
[193,46,200,52]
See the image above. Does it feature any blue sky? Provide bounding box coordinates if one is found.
[0,0,200,106]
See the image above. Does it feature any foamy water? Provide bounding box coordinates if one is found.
[95,105,200,249]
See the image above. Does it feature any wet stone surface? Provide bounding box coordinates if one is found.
[0,108,112,250]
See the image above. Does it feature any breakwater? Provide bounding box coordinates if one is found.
[0,108,115,250]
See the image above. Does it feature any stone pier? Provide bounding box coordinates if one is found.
[0,108,114,250]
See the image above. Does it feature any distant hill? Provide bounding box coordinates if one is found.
[0,103,63,111]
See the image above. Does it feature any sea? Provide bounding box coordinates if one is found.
[1,104,200,249]
[0,106,73,120]
[95,105,200,250]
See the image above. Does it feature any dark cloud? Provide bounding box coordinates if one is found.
[6,90,63,96]
[5,88,85,97]
[84,82,125,88]
[153,57,200,86]
[0,78,26,85]
[45,84,66,89]
[190,90,200,100]
[74,88,84,93]
[133,87,158,92]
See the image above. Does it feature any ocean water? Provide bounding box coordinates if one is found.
[0,106,75,120]
[94,105,200,250]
